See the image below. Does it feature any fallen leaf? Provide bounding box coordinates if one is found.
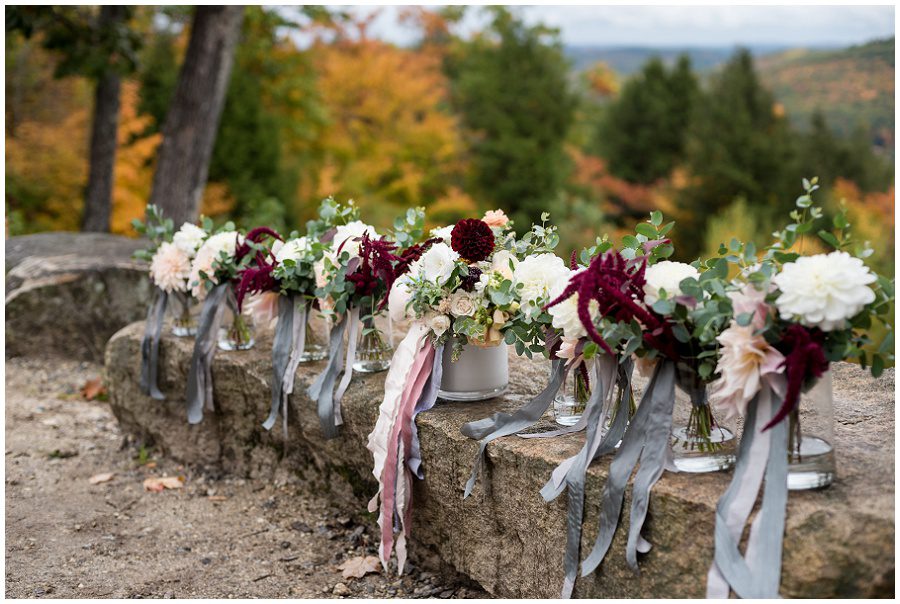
[89,472,115,485]
[80,378,107,401]
[143,461,157,469]
[337,555,380,579]
[143,476,184,492]
[207,495,228,502]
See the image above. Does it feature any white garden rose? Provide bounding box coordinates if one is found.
[150,242,191,293]
[275,236,311,265]
[547,270,599,340]
[643,261,701,306]
[172,222,207,258]
[388,277,414,323]
[428,314,451,338]
[513,253,570,316]
[491,249,519,280]
[189,230,242,299]
[417,242,460,285]
[430,225,454,244]
[449,290,477,318]
[332,220,376,259]
[772,251,876,331]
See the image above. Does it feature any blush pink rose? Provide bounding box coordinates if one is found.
[482,209,509,227]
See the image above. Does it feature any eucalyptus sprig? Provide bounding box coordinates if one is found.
[131,204,174,261]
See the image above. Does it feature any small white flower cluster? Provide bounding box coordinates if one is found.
[188,230,243,300]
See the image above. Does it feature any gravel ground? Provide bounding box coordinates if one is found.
[5,356,488,599]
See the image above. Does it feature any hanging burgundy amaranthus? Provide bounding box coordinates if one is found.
[393,237,441,279]
[763,324,829,431]
[234,227,283,312]
[544,250,677,360]
[346,233,400,310]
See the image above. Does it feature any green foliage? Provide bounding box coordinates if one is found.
[597,55,698,183]
[131,204,173,260]
[447,7,577,228]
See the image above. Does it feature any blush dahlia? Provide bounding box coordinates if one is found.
[450,218,494,263]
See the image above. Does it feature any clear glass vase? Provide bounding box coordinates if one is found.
[671,371,736,473]
[352,316,393,373]
[553,363,592,426]
[787,371,835,490]
[299,307,330,363]
[218,287,256,351]
[438,343,509,402]
[169,292,197,337]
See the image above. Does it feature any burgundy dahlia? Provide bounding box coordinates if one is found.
[451,218,494,263]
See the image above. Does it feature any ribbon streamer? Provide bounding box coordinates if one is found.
[139,287,169,400]
[334,306,362,424]
[460,358,569,498]
[185,283,230,424]
[707,381,788,598]
[263,294,308,439]
[306,313,348,439]
[367,323,443,573]
[581,359,677,577]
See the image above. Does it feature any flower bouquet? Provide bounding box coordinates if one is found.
[707,178,894,598]
[132,205,208,400]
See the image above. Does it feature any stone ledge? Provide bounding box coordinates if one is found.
[105,321,894,598]
[6,233,151,361]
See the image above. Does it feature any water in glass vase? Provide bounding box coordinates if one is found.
[352,317,392,373]
[170,293,197,337]
[218,313,255,351]
[299,308,329,362]
[553,364,590,426]
[671,400,736,473]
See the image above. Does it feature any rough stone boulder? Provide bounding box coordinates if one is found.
[106,321,894,598]
[6,233,151,361]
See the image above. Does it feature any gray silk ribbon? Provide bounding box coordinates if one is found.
[185,283,229,424]
[140,287,169,400]
[407,345,445,479]
[334,306,361,425]
[581,359,677,577]
[263,294,308,439]
[460,358,568,498]
[307,313,349,439]
[707,385,787,598]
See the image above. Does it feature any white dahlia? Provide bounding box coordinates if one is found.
[513,253,570,317]
[772,251,876,331]
[643,261,701,306]
[149,242,191,293]
[172,222,207,258]
[189,230,242,299]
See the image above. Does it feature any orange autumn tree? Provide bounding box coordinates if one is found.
[303,12,473,227]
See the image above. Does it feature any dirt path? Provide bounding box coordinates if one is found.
[5,356,486,598]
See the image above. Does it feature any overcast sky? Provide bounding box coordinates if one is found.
[308,5,895,48]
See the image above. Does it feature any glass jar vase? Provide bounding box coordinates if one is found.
[169,291,197,337]
[671,370,736,473]
[218,286,256,351]
[787,371,835,490]
[553,362,592,426]
[438,343,509,402]
[352,316,393,373]
[299,307,330,363]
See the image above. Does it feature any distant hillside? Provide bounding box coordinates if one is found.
[756,38,894,146]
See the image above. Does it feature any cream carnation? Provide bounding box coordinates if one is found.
[709,322,785,421]
[275,237,311,265]
[150,242,191,293]
[332,221,376,259]
[643,261,700,305]
[189,231,242,299]
[172,223,206,258]
[772,251,876,331]
[547,270,599,340]
[416,242,459,285]
[513,253,570,316]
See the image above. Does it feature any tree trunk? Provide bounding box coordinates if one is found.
[148,6,245,226]
[80,5,125,232]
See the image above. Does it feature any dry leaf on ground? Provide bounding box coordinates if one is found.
[337,555,381,579]
[143,476,184,492]
[80,377,107,401]
[88,472,115,485]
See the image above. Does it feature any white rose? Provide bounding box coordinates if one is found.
[429,314,451,338]
[430,225,454,244]
[772,251,876,331]
[388,277,414,323]
[547,269,599,340]
[491,249,519,280]
[172,222,207,258]
[332,220,377,259]
[643,261,701,306]
[449,290,477,318]
[418,242,460,285]
[513,253,570,315]
[275,237,311,265]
